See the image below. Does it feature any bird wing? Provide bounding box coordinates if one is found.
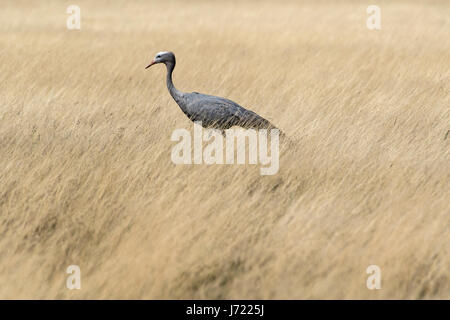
[185,92,276,130]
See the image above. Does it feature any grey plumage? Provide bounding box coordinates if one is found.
[146,51,281,132]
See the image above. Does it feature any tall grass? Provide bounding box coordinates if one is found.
[0,0,448,298]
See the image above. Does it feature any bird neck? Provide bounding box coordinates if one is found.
[165,62,182,103]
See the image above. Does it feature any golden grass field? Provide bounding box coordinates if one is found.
[0,0,449,299]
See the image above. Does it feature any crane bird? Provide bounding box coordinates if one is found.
[145,51,283,135]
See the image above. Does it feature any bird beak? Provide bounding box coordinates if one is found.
[145,60,156,69]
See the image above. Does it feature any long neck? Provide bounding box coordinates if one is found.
[165,62,183,104]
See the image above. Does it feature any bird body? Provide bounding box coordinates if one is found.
[177,92,276,130]
[146,51,280,132]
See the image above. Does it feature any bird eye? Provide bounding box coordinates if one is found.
[156,55,161,59]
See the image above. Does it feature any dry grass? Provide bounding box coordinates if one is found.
[0,0,449,299]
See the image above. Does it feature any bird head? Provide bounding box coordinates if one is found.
[145,51,175,69]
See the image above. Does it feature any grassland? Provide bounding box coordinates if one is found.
[0,0,448,299]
